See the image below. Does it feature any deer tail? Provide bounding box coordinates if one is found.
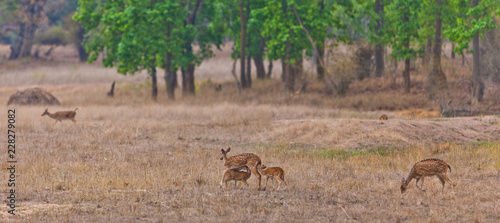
[74,108,79,112]
[447,164,452,173]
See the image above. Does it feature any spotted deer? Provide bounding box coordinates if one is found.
[259,165,287,191]
[41,108,78,124]
[401,158,455,194]
[379,114,388,120]
[219,147,263,190]
[220,166,252,188]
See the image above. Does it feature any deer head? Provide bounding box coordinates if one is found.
[400,178,409,194]
[220,147,231,160]
[41,108,49,116]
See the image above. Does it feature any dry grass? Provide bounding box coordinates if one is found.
[1,43,500,222]
[0,93,499,221]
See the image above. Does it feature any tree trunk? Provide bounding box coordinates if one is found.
[180,0,201,97]
[255,36,266,79]
[316,41,325,80]
[404,58,411,93]
[254,56,266,80]
[245,1,252,87]
[295,55,303,77]
[182,63,196,96]
[281,57,286,82]
[285,41,294,93]
[165,51,176,100]
[403,14,410,93]
[9,23,25,60]
[429,0,447,96]
[451,43,455,59]
[20,23,36,57]
[267,60,273,78]
[77,25,89,62]
[239,0,247,88]
[316,0,325,80]
[374,0,385,77]
[472,0,483,101]
[9,0,47,59]
[150,63,158,101]
[423,37,432,65]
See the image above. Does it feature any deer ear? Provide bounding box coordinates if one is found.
[227,147,231,152]
[221,149,225,153]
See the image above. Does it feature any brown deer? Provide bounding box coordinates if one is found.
[259,165,287,191]
[401,158,455,194]
[41,108,78,124]
[220,166,252,188]
[219,147,263,190]
[379,114,388,120]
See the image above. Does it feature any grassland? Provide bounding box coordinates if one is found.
[0,45,499,222]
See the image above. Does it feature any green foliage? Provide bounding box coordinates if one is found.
[385,0,423,60]
[74,0,223,77]
[444,0,499,54]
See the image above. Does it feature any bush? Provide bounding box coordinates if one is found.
[35,26,70,45]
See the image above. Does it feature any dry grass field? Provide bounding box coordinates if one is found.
[1,44,500,222]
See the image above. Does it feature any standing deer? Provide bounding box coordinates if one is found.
[41,108,78,124]
[401,158,455,194]
[219,147,263,190]
[259,165,287,191]
[220,166,252,188]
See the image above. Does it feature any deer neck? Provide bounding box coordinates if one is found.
[47,113,58,119]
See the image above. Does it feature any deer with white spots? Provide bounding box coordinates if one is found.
[219,147,263,190]
[41,108,78,124]
[401,158,455,194]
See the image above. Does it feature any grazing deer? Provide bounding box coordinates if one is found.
[401,158,455,194]
[220,166,252,188]
[41,108,78,124]
[379,114,388,120]
[219,147,263,190]
[259,165,287,191]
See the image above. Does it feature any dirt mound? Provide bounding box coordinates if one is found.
[7,87,61,105]
[263,116,500,149]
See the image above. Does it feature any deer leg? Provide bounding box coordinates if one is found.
[220,175,226,188]
[263,176,269,191]
[436,175,446,193]
[420,177,425,191]
[234,180,237,188]
[244,180,250,188]
[250,165,262,190]
[415,177,425,192]
[275,176,283,191]
[439,174,455,194]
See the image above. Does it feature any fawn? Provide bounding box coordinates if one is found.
[259,165,287,191]
[379,114,388,120]
[401,158,455,194]
[219,147,263,190]
[41,108,78,124]
[220,166,252,188]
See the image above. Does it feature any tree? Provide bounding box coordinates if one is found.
[445,0,498,101]
[75,0,182,100]
[386,0,422,93]
[75,0,223,99]
[9,0,48,59]
[374,0,385,77]
[428,0,447,97]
